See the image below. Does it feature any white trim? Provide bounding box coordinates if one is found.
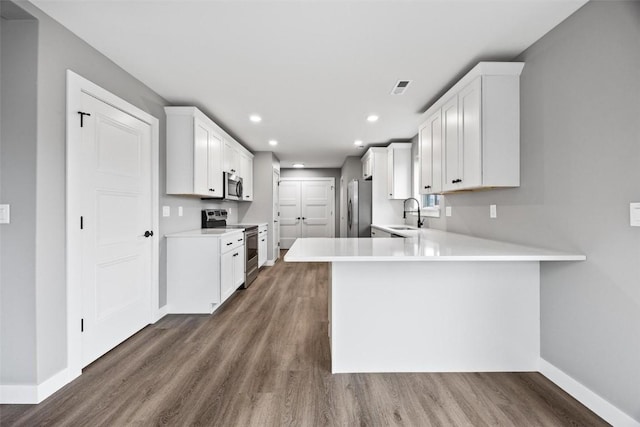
[66,70,160,380]
[539,358,639,427]
[154,304,170,323]
[0,369,79,404]
[264,259,276,267]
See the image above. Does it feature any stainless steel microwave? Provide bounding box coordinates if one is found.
[224,172,243,201]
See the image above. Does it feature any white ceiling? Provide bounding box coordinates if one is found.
[32,0,587,168]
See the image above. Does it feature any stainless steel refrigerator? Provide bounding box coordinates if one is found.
[347,179,372,237]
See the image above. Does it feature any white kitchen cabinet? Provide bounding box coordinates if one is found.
[419,109,442,195]
[165,107,224,197]
[361,149,373,180]
[166,230,244,314]
[422,62,523,194]
[386,143,412,199]
[221,246,244,301]
[223,139,241,175]
[240,152,253,201]
[258,224,268,267]
[370,227,391,237]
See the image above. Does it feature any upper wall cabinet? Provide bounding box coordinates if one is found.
[362,149,373,180]
[165,106,253,199]
[386,143,412,199]
[419,109,442,194]
[239,151,253,201]
[419,62,524,194]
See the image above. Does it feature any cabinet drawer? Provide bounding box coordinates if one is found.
[221,232,244,253]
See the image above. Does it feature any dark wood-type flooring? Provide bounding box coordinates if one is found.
[1,253,608,426]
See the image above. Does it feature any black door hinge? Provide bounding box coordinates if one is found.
[81,318,84,332]
[78,111,91,127]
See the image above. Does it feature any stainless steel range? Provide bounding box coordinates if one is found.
[202,209,259,288]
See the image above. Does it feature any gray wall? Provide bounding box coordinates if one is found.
[280,168,341,237]
[238,152,280,262]
[428,2,640,419]
[2,0,239,386]
[0,13,39,384]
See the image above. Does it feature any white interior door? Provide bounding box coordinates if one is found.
[301,180,334,238]
[279,180,301,249]
[80,92,153,367]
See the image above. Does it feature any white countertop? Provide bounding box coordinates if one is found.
[165,228,244,238]
[284,229,586,262]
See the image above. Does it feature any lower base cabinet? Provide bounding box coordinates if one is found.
[258,224,268,267]
[167,230,244,314]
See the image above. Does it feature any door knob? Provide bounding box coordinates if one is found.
[144,230,153,238]
[296,217,301,220]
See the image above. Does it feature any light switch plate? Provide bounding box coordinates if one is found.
[178,206,183,217]
[490,204,497,218]
[162,206,170,217]
[445,206,452,217]
[630,203,640,227]
[0,204,10,224]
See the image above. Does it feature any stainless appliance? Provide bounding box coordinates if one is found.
[347,179,372,237]
[202,209,259,288]
[224,172,243,201]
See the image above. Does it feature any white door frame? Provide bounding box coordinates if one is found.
[279,177,335,238]
[66,70,160,379]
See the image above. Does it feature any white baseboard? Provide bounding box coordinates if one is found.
[0,368,77,404]
[264,259,276,266]
[154,304,169,322]
[539,358,639,427]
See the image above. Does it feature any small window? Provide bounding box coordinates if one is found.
[421,194,441,218]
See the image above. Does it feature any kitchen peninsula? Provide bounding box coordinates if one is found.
[284,230,585,374]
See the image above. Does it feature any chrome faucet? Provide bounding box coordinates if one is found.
[403,197,424,228]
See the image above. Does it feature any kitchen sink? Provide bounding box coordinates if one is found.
[390,227,416,230]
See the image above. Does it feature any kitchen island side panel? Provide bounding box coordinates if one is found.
[330,261,540,373]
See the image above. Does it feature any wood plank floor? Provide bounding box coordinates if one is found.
[1,254,608,426]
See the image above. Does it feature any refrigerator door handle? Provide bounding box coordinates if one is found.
[347,199,352,230]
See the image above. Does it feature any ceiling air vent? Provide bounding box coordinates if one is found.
[391,80,412,95]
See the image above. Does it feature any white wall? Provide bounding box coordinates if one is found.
[428,1,640,420]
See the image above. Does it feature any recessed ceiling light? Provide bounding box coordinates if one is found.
[366,114,379,123]
[268,139,278,146]
[292,163,305,168]
[249,114,262,123]
[354,140,363,146]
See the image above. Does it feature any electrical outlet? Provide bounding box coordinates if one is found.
[490,204,497,219]
[162,206,170,217]
[178,206,183,217]
[630,203,640,227]
[445,206,452,217]
[0,204,10,224]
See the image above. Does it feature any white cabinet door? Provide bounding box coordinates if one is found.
[258,234,267,267]
[387,144,412,199]
[362,151,373,179]
[220,249,235,301]
[442,94,461,192]
[240,153,253,201]
[419,109,442,194]
[193,118,210,196]
[207,129,223,197]
[223,139,240,174]
[233,247,245,288]
[458,77,482,189]
[279,180,302,249]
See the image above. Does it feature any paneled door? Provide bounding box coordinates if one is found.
[279,178,334,249]
[79,92,153,367]
[279,180,301,249]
